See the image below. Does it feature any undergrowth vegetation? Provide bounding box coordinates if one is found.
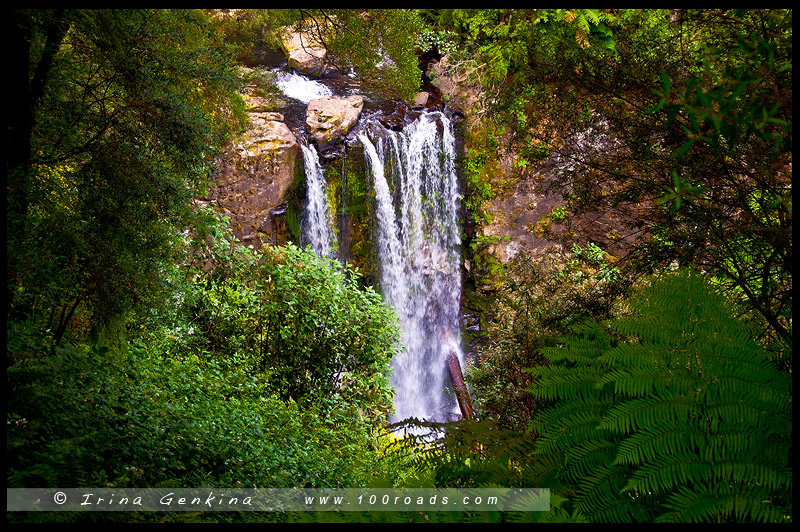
[8,216,413,496]
[7,8,791,524]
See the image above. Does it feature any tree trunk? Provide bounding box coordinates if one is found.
[446,351,474,420]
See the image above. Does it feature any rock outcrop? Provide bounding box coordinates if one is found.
[430,54,635,294]
[427,55,559,290]
[210,86,298,246]
[305,95,364,146]
[278,18,335,78]
[280,31,327,77]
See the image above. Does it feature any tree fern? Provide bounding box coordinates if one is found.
[527,269,792,523]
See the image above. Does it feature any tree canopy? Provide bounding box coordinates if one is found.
[433,9,791,349]
[7,9,248,344]
[7,11,410,513]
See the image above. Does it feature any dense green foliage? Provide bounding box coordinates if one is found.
[6,9,411,521]
[6,8,791,524]
[467,243,624,431]
[435,9,792,350]
[426,9,791,523]
[7,9,248,342]
[8,219,411,503]
[527,269,792,522]
[8,341,395,490]
[176,231,401,416]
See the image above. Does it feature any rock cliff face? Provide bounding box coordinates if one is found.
[209,43,369,250]
[209,86,299,247]
[427,56,555,291]
[427,55,629,293]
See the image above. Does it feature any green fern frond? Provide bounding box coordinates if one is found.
[613,425,709,466]
[529,268,792,522]
[623,451,716,493]
[575,470,649,523]
[658,484,791,523]
[600,396,698,433]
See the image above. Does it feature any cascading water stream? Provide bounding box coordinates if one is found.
[300,143,337,259]
[271,68,333,103]
[269,67,337,259]
[359,111,464,426]
[277,64,465,425]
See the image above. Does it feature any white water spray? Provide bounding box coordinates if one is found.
[272,69,332,103]
[300,143,337,259]
[359,111,464,425]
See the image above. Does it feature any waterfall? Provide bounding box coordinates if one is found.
[359,111,464,425]
[271,68,332,103]
[270,66,466,426]
[300,143,337,259]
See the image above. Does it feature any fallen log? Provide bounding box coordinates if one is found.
[446,351,474,420]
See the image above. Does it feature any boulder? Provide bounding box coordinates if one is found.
[306,95,364,146]
[377,99,420,131]
[278,20,333,77]
[411,91,430,109]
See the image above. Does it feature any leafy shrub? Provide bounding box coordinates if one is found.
[8,231,407,508]
[173,236,401,421]
[7,342,397,490]
[467,243,625,431]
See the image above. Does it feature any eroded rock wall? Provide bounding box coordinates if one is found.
[209,85,299,247]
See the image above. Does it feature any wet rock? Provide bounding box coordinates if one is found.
[376,99,421,131]
[306,95,364,146]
